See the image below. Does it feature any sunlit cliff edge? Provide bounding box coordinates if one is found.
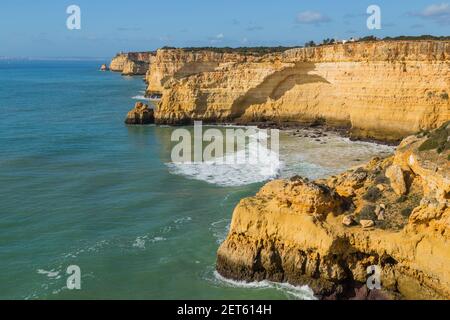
[113,40,449,142]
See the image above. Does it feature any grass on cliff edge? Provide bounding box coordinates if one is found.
[160,46,302,56]
[418,121,450,154]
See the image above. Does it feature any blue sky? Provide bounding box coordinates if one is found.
[0,0,449,58]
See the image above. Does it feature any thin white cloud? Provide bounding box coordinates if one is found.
[208,33,224,44]
[296,11,331,24]
[421,3,450,16]
[415,3,450,25]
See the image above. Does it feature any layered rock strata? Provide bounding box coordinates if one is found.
[217,123,450,299]
[110,52,156,76]
[145,48,260,95]
[152,41,450,141]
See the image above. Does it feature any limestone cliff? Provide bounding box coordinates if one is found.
[145,48,260,95]
[154,41,450,141]
[110,52,156,75]
[125,102,154,125]
[217,122,450,300]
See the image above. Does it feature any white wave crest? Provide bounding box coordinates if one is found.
[213,271,316,300]
[166,135,281,187]
[133,236,166,249]
[132,95,151,101]
[37,269,61,279]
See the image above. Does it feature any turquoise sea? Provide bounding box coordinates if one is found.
[0,60,393,299]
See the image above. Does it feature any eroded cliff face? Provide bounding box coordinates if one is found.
[110,52,156,75]
[145,49,260,95]
[154,41,450,141]
[216,123,450,300]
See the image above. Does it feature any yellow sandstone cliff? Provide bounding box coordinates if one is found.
[145,48,259,95]
[216,122,450,299]
[152,41,449,141]
[110,52,156,75]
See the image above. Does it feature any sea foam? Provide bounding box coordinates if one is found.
[166,132,281,187]
[213,271,316,300]
[132,95,151,101]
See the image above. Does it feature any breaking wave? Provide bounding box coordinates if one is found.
[166,131,281,187]
[212,271,316,300]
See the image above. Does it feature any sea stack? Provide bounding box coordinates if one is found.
[100,64,109,71]
[125,102,154,125]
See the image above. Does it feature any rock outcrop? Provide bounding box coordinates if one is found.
[151,41,449,141]
[145,48,259,95]
[216,122,450,300]
[125,102,154,124]
[100,64,109,71]
[122,60,150,76]
[110,52,156,76]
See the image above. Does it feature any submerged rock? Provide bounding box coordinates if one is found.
[125,102,154,125]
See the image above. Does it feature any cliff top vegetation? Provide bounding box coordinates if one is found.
[160,46,302,56]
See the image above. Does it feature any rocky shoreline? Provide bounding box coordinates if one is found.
[115,40,449,142]
[112,43,449,299]
[216,122,449,300]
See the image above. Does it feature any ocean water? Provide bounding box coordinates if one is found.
[0,60,393,300]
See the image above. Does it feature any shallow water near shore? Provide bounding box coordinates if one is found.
[0,60,394,299]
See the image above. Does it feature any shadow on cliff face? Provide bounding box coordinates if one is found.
[229,62,330,120]
[158,62,221,94]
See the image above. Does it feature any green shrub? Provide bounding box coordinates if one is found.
[419,138,440,151]
[374,172,389,185]
[359,205,377,221]
[383,35,450,41]
[416,129,430,138]
[401,207,414,217]
[418,121,449,153]
[363,186,382,202]
[162,46,303,56]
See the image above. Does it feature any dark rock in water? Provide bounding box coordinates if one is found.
[100,64,109,71]
[125,102,154,124]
